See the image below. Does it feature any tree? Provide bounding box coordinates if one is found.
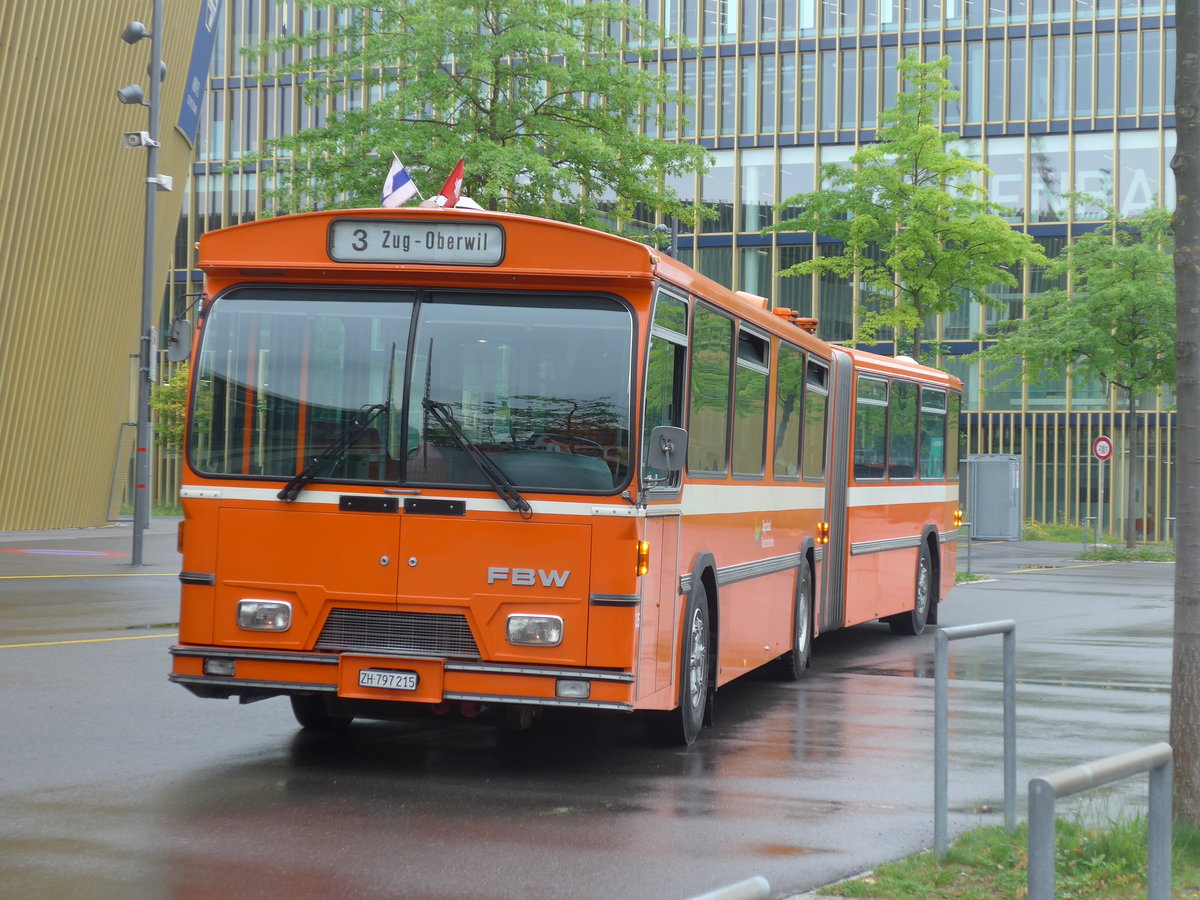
[978,200,1175,550]
[1171,0,1200,828]
[769,53,1045,364]
[239,0,710,232]
[149,363,189,453]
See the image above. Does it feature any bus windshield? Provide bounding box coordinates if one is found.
[190,287,633,494]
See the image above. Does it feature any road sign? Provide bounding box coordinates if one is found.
[1092,435,1113,462]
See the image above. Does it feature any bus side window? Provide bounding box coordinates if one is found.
[733,329,769,478]
[687,303,734,475]
[643,291,689,488]
[889,381,918,480]
[773,343,805,478]
[854,375,888,481]
[919,387,948,480]
[947,390,961,480]
[802,358,828,480]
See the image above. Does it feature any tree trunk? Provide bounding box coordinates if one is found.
[909,296,923,365]
[1171,0,1200,826]
[1126,388,1138,550]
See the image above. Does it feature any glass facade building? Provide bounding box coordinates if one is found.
[171,0,1178,538]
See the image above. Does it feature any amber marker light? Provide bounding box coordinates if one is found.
[954,509,964,527]
[817,522,830,544]
[636,540,651,576]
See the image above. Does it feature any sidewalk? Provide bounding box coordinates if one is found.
[959,537,1109,576]
[0,517,182,576]
[0,516,182,544]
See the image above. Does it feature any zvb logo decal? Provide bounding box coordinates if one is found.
[487,567,570,588]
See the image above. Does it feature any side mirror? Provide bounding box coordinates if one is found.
[165,319,192,363]
[647,425,687,474]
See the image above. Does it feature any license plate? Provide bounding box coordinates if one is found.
[358,669,419,691]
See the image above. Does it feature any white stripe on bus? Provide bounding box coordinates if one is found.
[181,481,958,517]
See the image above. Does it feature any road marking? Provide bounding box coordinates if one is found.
[0,573,174,580]
[1005,562,1117,574]
[0,633,178,649]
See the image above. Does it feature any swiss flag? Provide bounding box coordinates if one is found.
[438,158,465,208]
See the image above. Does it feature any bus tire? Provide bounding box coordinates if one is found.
[290,694,354,732]
[889,544,934,636]
[770,563,813,681]
[650,587,711,747]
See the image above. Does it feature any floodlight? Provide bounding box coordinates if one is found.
[117,84,145,105]
[121,21,148,44]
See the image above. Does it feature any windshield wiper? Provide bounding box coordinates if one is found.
[277,401,389,502]
[421,396,532,517]
[279,344,397,503]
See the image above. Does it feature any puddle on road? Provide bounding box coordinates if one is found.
[747,842,819,857]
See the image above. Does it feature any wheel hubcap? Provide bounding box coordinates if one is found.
[686,608,707,710]
[797,580,810,648]
[916,558,931,616]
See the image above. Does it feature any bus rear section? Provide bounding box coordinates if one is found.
[819,349,962,637]
[171,211,653,732]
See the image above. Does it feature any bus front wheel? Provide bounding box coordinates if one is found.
[889,545,934,636]
[650,588,711,746]
[290,694,354,732]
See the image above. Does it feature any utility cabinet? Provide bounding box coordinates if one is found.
[966,454,1022,541]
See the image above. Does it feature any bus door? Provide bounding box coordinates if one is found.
[638,287,688,700]
[640,509,682,699]
[819,348,854,631]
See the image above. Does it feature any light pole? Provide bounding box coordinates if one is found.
[117,1,171,566]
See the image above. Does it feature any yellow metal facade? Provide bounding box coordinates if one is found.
[0,1,204,529]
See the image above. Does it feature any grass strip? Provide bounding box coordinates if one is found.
[822,819,1200,899]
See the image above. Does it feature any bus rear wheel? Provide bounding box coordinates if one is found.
[889,544,934,636]
[649,588,711,746]
[770,564,813,681]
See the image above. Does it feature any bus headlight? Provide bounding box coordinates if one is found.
[237,600,292,632]
[506,614,563,647]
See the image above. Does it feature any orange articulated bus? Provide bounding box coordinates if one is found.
[170,207,961,746]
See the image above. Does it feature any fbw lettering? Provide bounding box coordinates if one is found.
[487,567,570,588]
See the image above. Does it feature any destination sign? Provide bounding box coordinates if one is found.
[328,219,505,266]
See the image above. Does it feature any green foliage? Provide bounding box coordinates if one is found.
[1079,547,1175,562]
[824,818,1200,898]
[238,0,711,232]
[978,200,1175,398]
[1023,517,1116,543]
[768,53,1046,362]
[149,363,189,453]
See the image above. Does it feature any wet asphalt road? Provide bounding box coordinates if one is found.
[0,522,1173,899]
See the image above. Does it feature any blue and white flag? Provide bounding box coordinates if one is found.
[382,155,419,207]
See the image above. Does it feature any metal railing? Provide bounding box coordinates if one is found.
[1027,742,1173,900]
[934,619,1017,857]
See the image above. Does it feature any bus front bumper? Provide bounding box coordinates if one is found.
[169,645,635,712]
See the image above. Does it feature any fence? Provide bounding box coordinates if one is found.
[1027,742,1173,900]
[934,619,1017,857]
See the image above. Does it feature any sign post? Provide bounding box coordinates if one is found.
[1092,436,1113,549]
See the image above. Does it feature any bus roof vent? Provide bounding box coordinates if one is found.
[734,290,769,309]
[772,308,819,333]
[895,355,917,364]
